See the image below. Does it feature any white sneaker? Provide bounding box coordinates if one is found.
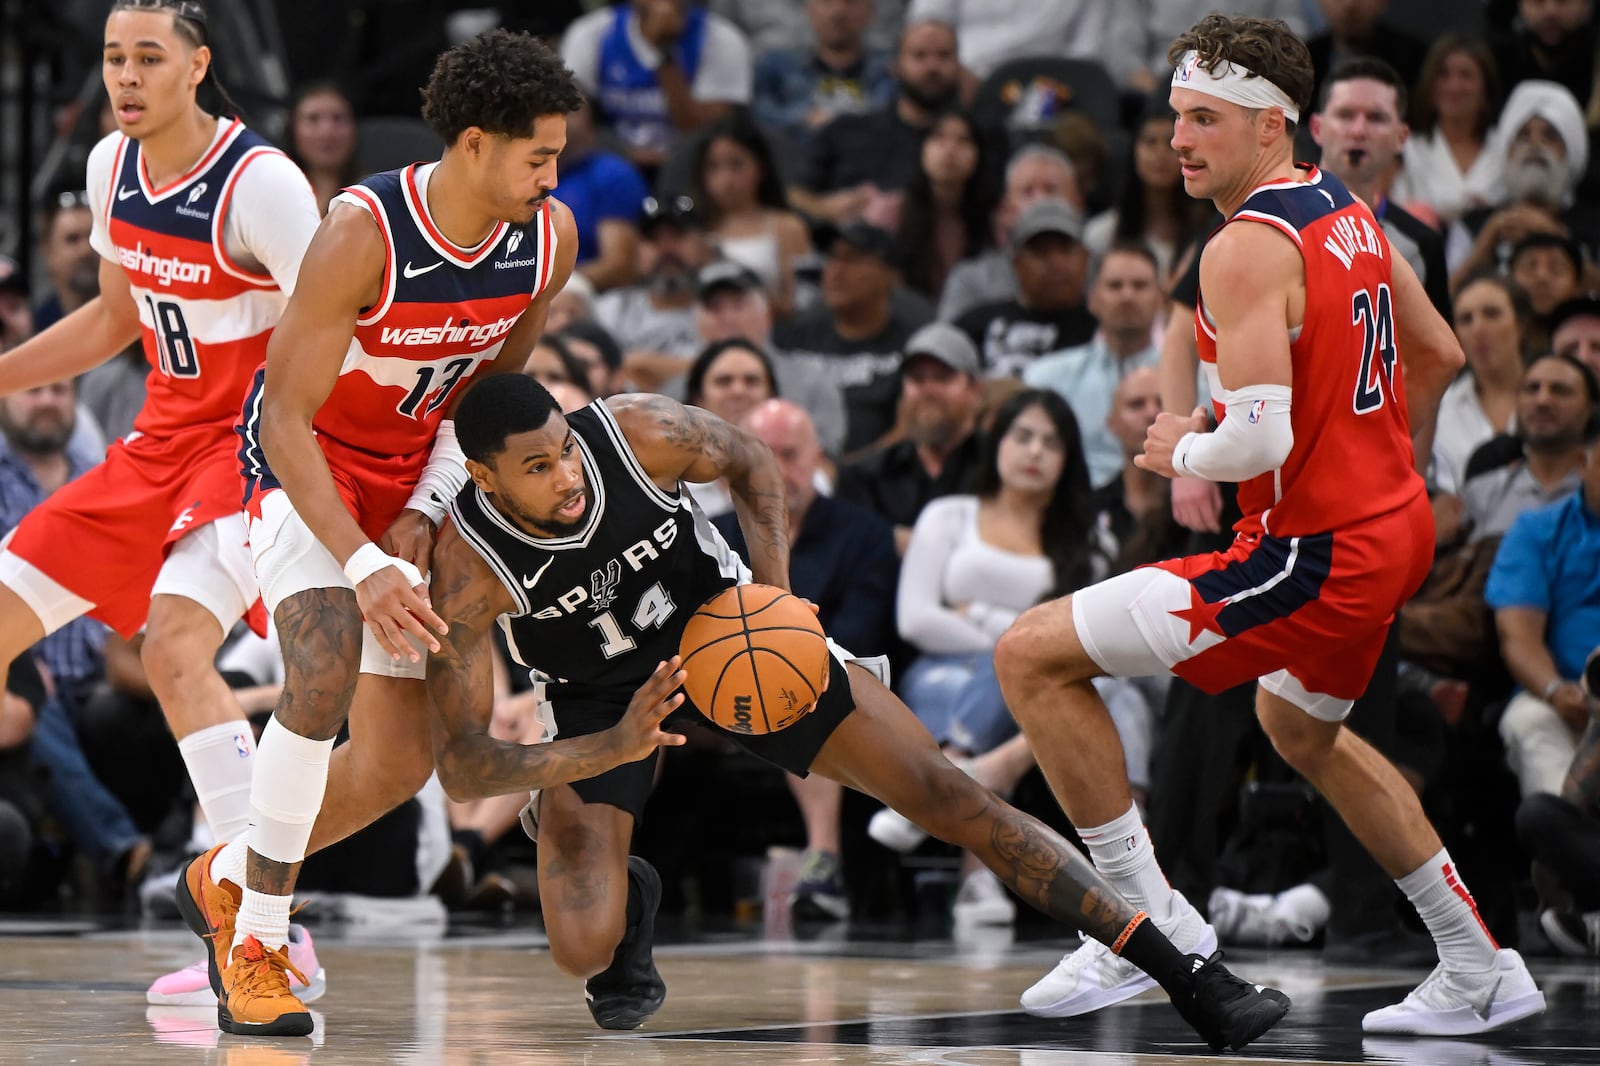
[952,869,1016,926]
[1020,890,1217,1018]
[1208,886,1320,946]
[1361,949,1546,1035]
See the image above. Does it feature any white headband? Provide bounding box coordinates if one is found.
[1171,50,1299,125]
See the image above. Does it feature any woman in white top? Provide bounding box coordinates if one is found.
[1393,36,1502,228]
[1433,273,1529,494]
[691,114,812,317]
[876,390,1114,922]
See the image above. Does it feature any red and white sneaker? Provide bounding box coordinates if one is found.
[147,923,327,1006]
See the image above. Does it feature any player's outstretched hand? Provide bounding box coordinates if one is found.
[356,566,448,662]
[379,508,438,576]
[1136,407,1210,479]
[610,657,688,764]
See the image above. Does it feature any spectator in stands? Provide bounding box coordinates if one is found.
[715,400,897,921]
[940,145,1079,322]
[791,18,961,223]
[32,190,98,333]
[752,0,894,144]
[1450,80,1599,286]
[905,0,1127,80]
[691,114,814,316]
[284,81,359,217]
[0,650,51,908]
[1304,0,1426,116]
[893,109,997,301]
[0,256,30,350]
[560,98,648,293]
[1024,242,1163,488]
[560,0,754,171]
[956,198,1095,378]
[1311,58,1450,314]
[593,195,713,393]
[76,343,145,445]
[694,261,849,453]
[1462,353,1595,541]
[522,335,594,394]
[1488,369,1600,800]
[836,322,983,553]
[1552,293,1600,378]
[1096,367,1187,571]
[0,378,149,893]
[1434,273,1530,494]
[1393,35,1502,227]
[1490,0,1597,112]
[775,222,930,454]
[556,318,628,400]
[1085,100,1209,289]
[1510,232,1586,351]
[1518,647,1600,957]
[712,0,906,55]
[547,273,598,335]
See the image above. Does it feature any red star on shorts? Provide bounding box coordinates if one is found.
[1170,586,1227,644]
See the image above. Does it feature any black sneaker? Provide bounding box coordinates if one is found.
[585,856,666,1030]
[1171,951,1292,1052]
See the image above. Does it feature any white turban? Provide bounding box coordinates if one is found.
[1496,80,1588,189]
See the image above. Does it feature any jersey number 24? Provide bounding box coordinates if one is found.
[1351,283,1398,415]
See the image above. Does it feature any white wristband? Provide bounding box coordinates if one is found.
[343,542,423,589]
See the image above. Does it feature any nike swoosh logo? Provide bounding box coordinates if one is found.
[1468,976,1502,1021]
[403,260,442,278]
[522,557,555,589]
[117,185,140,201]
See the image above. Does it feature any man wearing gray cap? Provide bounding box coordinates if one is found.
[955,198,1097,378]
[836,321,984,555]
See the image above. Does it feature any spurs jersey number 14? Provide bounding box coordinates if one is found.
[1195,165,1425,537]
[448,402,750,701]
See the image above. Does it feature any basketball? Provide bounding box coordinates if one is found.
[677,584,830,735]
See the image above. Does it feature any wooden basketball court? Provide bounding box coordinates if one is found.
[0,915,1590,1065]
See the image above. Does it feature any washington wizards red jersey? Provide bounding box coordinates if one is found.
[313,162,557,459]
[1195,166,1424,537]
[98,119,291,437]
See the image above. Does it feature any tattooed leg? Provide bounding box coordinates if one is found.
[536,783,637,979]
[810,665,1140,944]
[245,587,364,897]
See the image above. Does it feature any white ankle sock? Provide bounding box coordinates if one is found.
[1397,848,1499,972]
[177,720,257,842]
[234,886,292,955]
[1080,803,1174,922]
[210,836,250,888]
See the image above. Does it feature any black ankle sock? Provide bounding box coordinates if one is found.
[1115,914,1197,998]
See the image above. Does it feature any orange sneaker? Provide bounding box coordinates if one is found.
[175,843,242,998]
[219,934,313,1037]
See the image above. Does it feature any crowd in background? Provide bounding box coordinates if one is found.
[2,0,1600,963]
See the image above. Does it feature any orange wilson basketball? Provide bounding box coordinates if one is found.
[677,584,830,735]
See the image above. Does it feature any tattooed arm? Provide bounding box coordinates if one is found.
[608,393,792,591]
[427,521,687,802]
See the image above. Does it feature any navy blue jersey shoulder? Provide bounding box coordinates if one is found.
[114,125,276,243]
[1237,167,1358,232]
[348,166,546,302]
[446,400,748,699]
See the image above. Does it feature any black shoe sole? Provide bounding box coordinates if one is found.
[173,858,224,999]
[1214,990,1292,1051]
[218,1000,314,1037]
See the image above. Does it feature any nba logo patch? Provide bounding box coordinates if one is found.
[1178,54,1198,82]
[1247,399,1266,424]
[234,733,251,758]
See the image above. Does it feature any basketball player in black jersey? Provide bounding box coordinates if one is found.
[423,372,1290,1048]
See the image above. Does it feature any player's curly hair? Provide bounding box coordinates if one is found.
[1167,14,1313,131]
[421,29,583,145]
[456,373,562,464]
